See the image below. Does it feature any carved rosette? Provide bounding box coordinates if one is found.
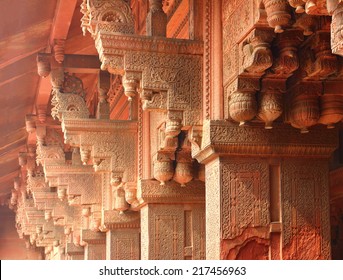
[290,93,320,133]
[264,0,292,33]
[112,187,129,214]
[258,92,284,129]
[319,94,343,128]
[229,92,258,126]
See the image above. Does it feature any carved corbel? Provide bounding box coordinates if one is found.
[263,0,292,33]
[188,125,203,156]
[165,110,183,139]
[53,39,65,64]
[37,53,51,78]
[110,172,130,214]
[35,126,66,171]
[303,0,328,15]
[18,152,28,167]
[51,73,89,121]
[301,31,338,78]
[270,30,303,77]
[228,78,260,126]
[26,146,37,177]
[35,124,46,146]
[153,153,174,186]
[258,79,285,129]
[25,114,36,134]
[319,81,343,128]
[241,29,274,74]
[293,13,317,35]
[141,89,168,111]
[96,71,111,120]
[80,0,135,38]
[50,67,64,91]
[174,139,194,187]
[122,71,141,101]
[288,82,321,133]
[288,0,305,13]
[80,146,92,165]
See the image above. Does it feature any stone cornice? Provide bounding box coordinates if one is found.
[96,33,203,56]
[44,164,94,175]
[62,119,137,133]
[194,120,338,163]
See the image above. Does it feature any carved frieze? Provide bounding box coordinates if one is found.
[194,120,338,163]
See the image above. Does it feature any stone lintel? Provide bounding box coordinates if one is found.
[194,120,338,163]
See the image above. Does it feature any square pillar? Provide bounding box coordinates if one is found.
[139,180,205,260]
[82,230,106,260]
[106,229,140,260]
[195,121,337,260]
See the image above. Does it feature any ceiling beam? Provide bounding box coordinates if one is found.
[49,0,78,46]
[64,54,101,73]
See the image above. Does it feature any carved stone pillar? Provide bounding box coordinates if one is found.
[194,120,337,259]
[82,230,106,260]
[65,243,84,260]
[139,180,205,260]
[106,227,140,260]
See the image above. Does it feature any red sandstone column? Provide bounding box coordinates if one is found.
[194,121,337,259]
[139,180,206,260]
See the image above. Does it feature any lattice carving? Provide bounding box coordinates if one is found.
[281,160,331,259]
[221,160,270,239]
